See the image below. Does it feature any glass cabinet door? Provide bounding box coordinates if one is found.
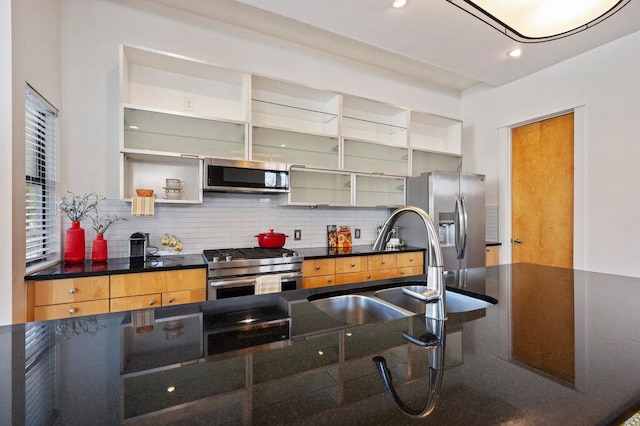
[285,169,351,206]
[354,175,405,207]
[344,139,408,176]
[252,127,339,169]
[124,108,246,159]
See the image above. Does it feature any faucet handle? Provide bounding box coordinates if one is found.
[402,287,439,302]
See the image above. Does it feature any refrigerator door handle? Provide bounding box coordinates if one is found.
[454,196,468,259]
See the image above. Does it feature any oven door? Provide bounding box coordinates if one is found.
[208,272,302,300]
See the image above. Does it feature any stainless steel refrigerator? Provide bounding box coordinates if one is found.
[397,171,486,270]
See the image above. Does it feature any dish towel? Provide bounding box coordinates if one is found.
[131,196,155,216]
[255,274,282,295]
[132,308,155,334]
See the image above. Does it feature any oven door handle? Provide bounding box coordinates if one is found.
[209,272,302,289]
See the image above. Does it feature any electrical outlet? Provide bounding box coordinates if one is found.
[294,229,302,240]
[355,229,361,239]
[184,96,194,112]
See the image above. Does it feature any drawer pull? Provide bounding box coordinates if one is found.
[68,288,76,294]
[351,263,356,267]
[167,298,175,303]
[401,271,406,275]
[382,260,386,265]
[315,266,321,270]
[148,300,155,306]
[68,308,76,315]
[409,258,414,262]
[327,279,332,283]
[367,274,371,279]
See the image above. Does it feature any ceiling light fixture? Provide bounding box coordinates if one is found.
[507,48,522,58]
[392,0,407,9]
[447,0,631,43]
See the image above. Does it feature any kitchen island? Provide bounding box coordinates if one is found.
[6,263,640,424]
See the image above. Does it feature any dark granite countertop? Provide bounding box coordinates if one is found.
[25,253,207,280]
[7,263,640,424]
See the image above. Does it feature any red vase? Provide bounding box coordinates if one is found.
[64,221,85,264]
[92,234,108,263]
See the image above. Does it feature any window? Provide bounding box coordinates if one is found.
[25,86,58,268]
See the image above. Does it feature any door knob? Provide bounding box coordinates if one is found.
[512,239,523,244]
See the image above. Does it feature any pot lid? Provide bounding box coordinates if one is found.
[257,229,287,237]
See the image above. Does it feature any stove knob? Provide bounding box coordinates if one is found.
[292,251,298,257]
[212,256,220,263]
[282,253,289,258]
[226,255,233,262]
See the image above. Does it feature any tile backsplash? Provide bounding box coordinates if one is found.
[63,195,501,260]
[68,193,391,259]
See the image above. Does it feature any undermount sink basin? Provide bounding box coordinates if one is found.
[375,285,496,314]
[311,294,412,325]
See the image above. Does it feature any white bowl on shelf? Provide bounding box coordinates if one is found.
[165,178,183,189]
[164,188,182,199]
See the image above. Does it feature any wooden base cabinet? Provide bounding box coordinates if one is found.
[110,269,206,312]
[27,268,207,321]
[302,251,424,289]
[485,246,499,266]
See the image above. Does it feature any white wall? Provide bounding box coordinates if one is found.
[5,0,61,324]
[461,30,640,277]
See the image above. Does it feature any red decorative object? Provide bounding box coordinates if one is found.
[64,221,86,264]
[91,234,108,263]
[255,229,288,248]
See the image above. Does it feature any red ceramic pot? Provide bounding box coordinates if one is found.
[92,234,108,263]
[255,229,288,249]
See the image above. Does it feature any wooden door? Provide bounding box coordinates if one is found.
[512,113,574,268]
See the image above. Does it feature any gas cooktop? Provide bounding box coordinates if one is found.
[202,247,299,262]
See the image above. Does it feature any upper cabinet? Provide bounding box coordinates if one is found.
[409,111,461,155]
[342,95,408,146]
[118,44,463,207]
[251,76,339,136]
[121,45,249,122]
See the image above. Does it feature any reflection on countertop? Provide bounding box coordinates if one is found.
[7,263,640,424]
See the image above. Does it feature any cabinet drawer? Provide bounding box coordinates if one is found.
[34,276,110,306]
[367,254,397,271]
[333,271,370,285]
[110,294,162,312]
[335,256,366,274]
[396,266,424,278]
[396,252,424,268]
[485,246,499,266]
[110,269,205,298]
[33,299,110,321]
[302,259,336,277]
[162,289,206,306]
[302,275,336,289]
[162,269,206,292]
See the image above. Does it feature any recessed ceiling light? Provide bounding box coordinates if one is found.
[392,0,407,9]
[508,48,522,58]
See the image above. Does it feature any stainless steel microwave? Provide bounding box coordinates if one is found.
[203,158,290,193]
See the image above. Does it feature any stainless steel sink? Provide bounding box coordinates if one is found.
[311,294,412,325]
[375,285,496,314]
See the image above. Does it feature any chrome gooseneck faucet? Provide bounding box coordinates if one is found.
[373,206,446,320]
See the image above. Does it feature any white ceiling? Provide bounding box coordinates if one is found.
[149,0,640,92]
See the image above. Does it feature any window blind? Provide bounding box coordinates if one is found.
[25,86,59,267]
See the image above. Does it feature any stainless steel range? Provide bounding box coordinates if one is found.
[203,247,303,299]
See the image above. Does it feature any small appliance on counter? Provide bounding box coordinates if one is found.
[129,232,148,262]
